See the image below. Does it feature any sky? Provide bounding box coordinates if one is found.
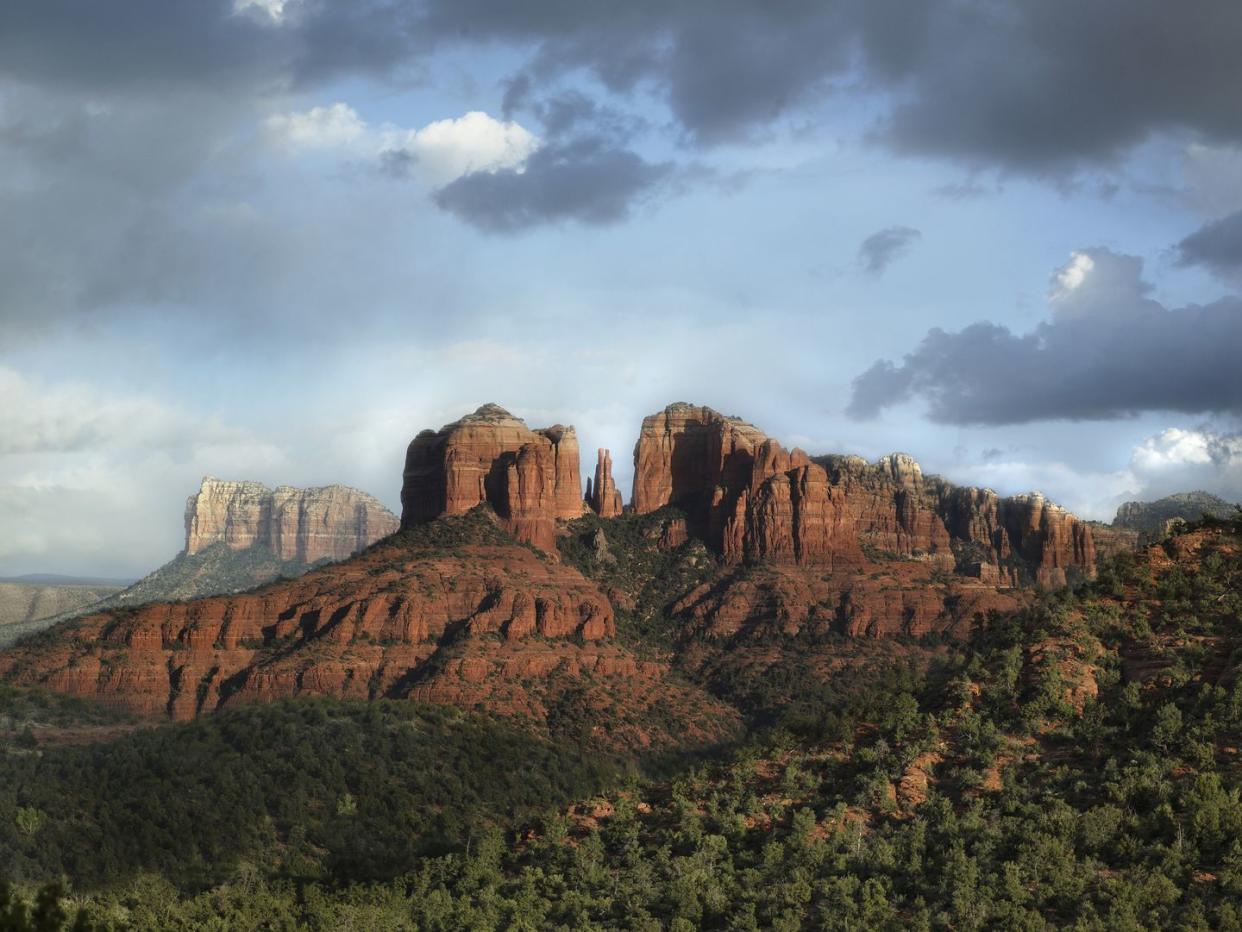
[2,0,1242,578]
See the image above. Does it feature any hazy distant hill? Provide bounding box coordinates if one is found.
[0,581,122,647]
[1113,490,1238,536]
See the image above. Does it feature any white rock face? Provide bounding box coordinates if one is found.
[184,477,399,563]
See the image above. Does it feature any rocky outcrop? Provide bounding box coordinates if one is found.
[587,449,624,517]
[674,563,1021,641]
[631,403,1096,584]
[820,454,1097,587]
[631,404,861,569]
[0,521,614,721]
[401,404,585,552]
[1113,491,1237,538]
[820,454,955,565]
[1090,523,1142,561]
[185,478,398,564]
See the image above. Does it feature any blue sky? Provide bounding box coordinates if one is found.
[2,0,1241,577]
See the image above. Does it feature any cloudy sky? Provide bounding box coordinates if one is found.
[2,0,1241,577]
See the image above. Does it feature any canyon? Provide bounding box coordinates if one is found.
[0,401,1133,751]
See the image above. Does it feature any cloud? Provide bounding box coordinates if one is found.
[432,136,673,232]
[858,226,921,275]
[0,365,291,576]
[417,0,1242,172]
[266,102,367,149]
[848,249,1242,424]
[267,104,540,184]
[1177,210,1242,279]
[1127,427,1242,503]
[4,1,1242,177]
[380,111,540,185]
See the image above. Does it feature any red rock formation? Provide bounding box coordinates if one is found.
[821,454,1099,587]
[587,449,624,517]
[673,562,1022,641]
[820,454,955,565]
[1090,523,1141,561]
[632,404,861,569]
[184,478,398,563]
[632,403,1100,585]
[401,404,585,552]
[0,528,614,720]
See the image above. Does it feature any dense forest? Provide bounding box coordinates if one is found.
[3,514,1242,929]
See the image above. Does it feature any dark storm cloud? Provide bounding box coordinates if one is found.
[0,0,425,91]
[5,1,1242,168]
[4,0,1242,333]
[858,226,921,275]
[418,0,1242,167]
[1177,210,1242,278]
[432,136,672,232]
[847,250,1242,425]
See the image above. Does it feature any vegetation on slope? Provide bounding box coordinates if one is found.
[0,699,618,894]
[557,507,719,649]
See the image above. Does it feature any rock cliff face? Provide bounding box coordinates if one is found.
[587,449,624,518]
[401,404,585,552]
[631,403,861,569]
[820,455,1097,587]
[185,478,398,564]
[1089,523,1142,561]
[632,403,1097,585]
[0,516,612,720]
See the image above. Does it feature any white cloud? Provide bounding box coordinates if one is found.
[940,425,1242,524]
[1130,428,1214,473]
[265,104,539,184]
[382,111,540,185]
[232,0,286,22]
[0,366,292,576]
[1127,427,1242,502]
[1051,250,1094,300]
[265,102,367,150]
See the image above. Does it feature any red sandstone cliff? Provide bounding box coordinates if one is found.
[401,404,585,552]
[184,478,398,563]
[632,403,1099,586]
[0,517,611,719]
[631,403,861,569]
[820,455,1097,587]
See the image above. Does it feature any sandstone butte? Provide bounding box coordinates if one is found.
[185,477,399,564]
[401,404,587,553]
[0,400,1122,747]
[630,402,1098,588]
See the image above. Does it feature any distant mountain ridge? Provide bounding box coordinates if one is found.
[1113,490,1238,536]
[0,582,124,648]
[0,574,135,587]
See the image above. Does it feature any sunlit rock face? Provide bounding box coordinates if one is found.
[400,403,585,553]
[185,478,398,563]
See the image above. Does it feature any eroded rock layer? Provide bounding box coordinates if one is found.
[820,455,1097,587]
[185,478,398,564]
[401,404,585,552]
[631,403,861,569]
[633,403,1098,586]
[0,523,615,721]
